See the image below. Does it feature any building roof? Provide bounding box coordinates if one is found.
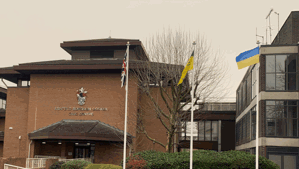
[29,119,134,142]
[60,38,149,61]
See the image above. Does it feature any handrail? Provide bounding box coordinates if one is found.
[4,164,28,169]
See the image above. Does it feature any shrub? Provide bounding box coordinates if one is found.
[61,160,92,169]
[120,150,280,169]
[84,164,122,169]
[126,155,147,169]
[50,161,65,169]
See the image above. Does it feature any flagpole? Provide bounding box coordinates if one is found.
[123,41,130,169]
[255,53,260,169]
[190,41,196,169]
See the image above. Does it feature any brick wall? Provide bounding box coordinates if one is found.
[0,157,26,169]
[3,88,29,158]
[272,11,299,45]
[259,100,265,138]
[94,142,128,165]
[135,87,171,153]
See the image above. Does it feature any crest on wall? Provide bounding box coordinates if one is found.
[77,87,87,106]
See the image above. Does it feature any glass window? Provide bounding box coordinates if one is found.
[276,73,285,90]
[266,100,299,137]
[269,155,282,169]
[266,54,299,91]
[266,55,275,73]
[266,119,275,136]
[266,74,275,90]
[205,121,211,141]
[275,55,287,72]
[0,99,2,109]
[212,121,218,141]
[198,121,204,141]
[284,155,297,169]
[287,73,296,90]
[276,119,287,137]
[287,55,296,72]
[180,122,186,140]
[251,108,256,140]
[246,74,251,105]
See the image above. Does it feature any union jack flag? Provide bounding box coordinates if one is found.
[121,52,127,87]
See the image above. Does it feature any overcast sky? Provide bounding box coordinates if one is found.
[0,0,298,100]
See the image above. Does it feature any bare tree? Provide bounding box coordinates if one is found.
[131,28,231,153]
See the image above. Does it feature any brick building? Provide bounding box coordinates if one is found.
[0,38,178,165]
[236,11,299,169]
[0,37,237,165]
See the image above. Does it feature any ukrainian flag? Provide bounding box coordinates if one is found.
[178,51,194,85]
[236,46,260,69]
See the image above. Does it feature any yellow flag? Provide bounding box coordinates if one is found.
[177,51,194,85]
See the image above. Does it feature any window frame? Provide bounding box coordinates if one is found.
[265,100,299,138]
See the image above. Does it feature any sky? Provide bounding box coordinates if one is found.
[0,0,298,100]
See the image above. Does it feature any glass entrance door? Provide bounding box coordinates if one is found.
[74,147,90,158]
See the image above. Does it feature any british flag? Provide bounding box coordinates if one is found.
[121,52,127,87]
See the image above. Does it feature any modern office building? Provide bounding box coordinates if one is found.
[178,102,236,152]
[236,11,299,169]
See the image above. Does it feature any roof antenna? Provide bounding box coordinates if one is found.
[109,30,111,39]
[256,27,264,45]
[266,8,273,43]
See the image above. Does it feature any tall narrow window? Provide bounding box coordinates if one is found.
[198,121,204,141]
[212,121,218,141]
[251,107,256,140]
[205,121,211,141]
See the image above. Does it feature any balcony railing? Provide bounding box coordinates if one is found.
[26,158,48,168]
[58,158,92,163]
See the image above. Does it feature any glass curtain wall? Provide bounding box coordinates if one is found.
[180,121,218,141]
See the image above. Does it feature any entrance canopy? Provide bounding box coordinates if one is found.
[29,119,134,142]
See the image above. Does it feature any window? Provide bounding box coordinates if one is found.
[269,154,297,169]
[266,54,299,91]
[266,100,298,137]
[180,121,218,141]
[252,65,257,99]
[21,80,30,87]
[251,106,256,140]
[246,74,251,107]
[0,99,6,109]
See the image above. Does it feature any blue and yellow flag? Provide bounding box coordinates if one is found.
[177,51,194,85]
[236,47,260,69]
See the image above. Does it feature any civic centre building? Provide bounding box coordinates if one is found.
[0,37,237,165]
[0,38,178,164]
[236,11,299,169]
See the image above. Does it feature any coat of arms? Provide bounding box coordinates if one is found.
[77,87,87,106]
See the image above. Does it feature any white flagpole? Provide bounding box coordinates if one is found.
[123,42,130,169]
[255,61,260,169]
[190,41,196,169]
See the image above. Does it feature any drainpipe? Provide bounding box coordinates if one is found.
[1,78,7,88]
[28,140,33,158]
